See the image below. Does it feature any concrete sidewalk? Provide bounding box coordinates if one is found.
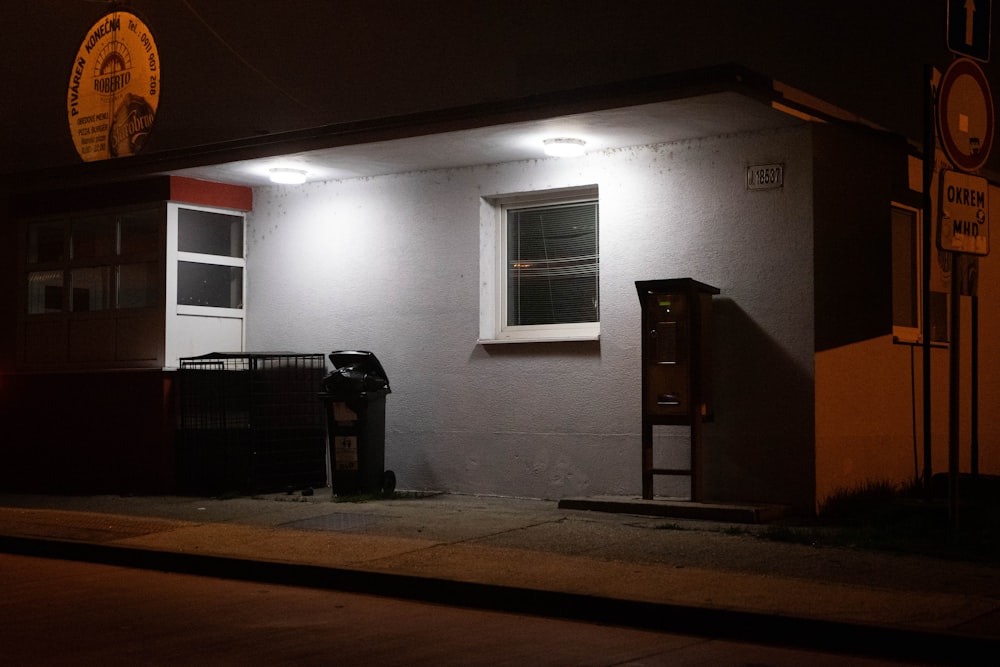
[0,490,998,664]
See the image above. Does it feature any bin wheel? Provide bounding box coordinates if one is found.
[382,470,397,495]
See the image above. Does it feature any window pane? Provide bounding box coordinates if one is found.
[27,222,64,264]
[120,209,161,255]
[27,270,63,313]
[891,207,917,328]
[118,261,158,309]
[71,216,116,260]
[507,201,598,326]
[178,208,243,257]
[178,262,243,308]
[71,266,113,311]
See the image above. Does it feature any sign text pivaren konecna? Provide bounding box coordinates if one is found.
[67,11,160,162]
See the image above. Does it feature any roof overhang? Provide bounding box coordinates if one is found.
[173,89,801,187]
[6,64,867,193]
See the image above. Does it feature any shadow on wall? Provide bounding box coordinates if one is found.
[707,298,816,512]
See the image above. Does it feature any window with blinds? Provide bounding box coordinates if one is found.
[505,201,599,327]
[479,185,599,344]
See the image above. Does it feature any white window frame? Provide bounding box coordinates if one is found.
[891,201,921,343]
[479,185,599,343]
[167,202,246,318]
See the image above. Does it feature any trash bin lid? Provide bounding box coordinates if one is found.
[326,350,390,393]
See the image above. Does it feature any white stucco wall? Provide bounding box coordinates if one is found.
[245,124,815,504]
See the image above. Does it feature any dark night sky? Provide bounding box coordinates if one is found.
[1,0,995,176]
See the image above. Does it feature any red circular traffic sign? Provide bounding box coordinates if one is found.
[938,58,995,173]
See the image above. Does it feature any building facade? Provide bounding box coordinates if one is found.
[1,2,997,513]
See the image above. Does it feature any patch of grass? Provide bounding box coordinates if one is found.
[758,525,824,546]
[332,489,445,503]
[333,491,402,503]
[720,523,826,547]
[742,479,1000,563]
[819,479,902,524]
[655,522,686,531]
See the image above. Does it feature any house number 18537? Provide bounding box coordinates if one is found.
[746,164,784,190]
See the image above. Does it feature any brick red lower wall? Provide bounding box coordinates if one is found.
[0,370,176,495]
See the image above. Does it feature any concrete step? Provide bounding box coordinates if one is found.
[558,496,791,523]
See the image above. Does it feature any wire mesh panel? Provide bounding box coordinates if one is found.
[176,353,327,494]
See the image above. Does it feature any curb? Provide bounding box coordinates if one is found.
[1,534,995,665]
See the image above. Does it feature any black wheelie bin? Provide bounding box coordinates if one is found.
[320,350,394,495]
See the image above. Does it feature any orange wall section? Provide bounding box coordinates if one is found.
[169,176,252,211]
[814,336,945,510]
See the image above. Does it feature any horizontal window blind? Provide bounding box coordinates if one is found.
[506,201,598,326]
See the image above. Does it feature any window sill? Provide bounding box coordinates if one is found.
[892,335,948,348]
[478,334,600,345]
[177,305,244,318]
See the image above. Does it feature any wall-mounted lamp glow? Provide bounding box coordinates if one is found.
[543,137,586,157]
[269,167,307,184]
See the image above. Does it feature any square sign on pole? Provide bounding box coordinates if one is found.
[939,169,990,255]
[949,0,992,62]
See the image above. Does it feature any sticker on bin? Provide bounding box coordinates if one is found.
[334,436,359,471]
[333,402,358,423]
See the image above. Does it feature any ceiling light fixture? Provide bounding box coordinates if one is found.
[269,167,307,185]
[543,137,586,157]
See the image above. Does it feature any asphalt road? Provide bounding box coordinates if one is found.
[0,553,935,666]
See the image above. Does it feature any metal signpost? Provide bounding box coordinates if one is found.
[933,17,993,531]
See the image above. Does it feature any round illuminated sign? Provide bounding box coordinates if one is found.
[938,58,994,173]
[67,11,160,162]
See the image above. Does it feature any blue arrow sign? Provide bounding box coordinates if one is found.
[949,0,992,62]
